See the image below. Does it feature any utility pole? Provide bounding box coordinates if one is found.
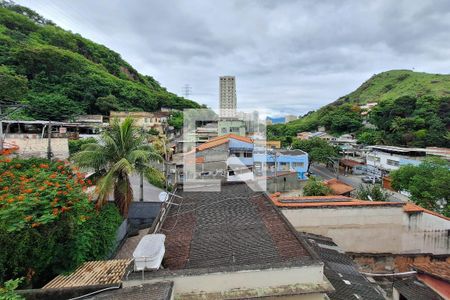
[47,121,52,160]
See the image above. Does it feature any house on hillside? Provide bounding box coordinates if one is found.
[110,111,169,134]
[194,134,254,181]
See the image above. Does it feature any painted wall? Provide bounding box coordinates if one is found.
[125,264,332,299]
[5,136,69,159]
[254,153,308,180]
[282,206,450,255]
[366,151,422,171]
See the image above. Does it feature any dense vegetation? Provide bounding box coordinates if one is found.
[391,158,450,217]
[268,70,450,147]
[0,157,123,287]
[291,138,339,170]
[0,2,200,121]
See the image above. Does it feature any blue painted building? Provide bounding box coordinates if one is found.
[254,149,309,180]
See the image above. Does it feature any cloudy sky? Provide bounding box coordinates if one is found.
[20,0,450,117]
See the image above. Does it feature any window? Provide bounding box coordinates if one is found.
[387,159,399,166]
[292,162,304,168]
[234,153,241,157]
[244,152,253,158]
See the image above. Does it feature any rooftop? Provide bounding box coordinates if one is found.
[159,183,315,271]
[305,233,385,300]
[270,195,403,209]
[196,134,253,152]
[43,259,132,289]
[393,277,443,300]
[92,282,173,300]
[324,178,355,195]
[412,262,450,282]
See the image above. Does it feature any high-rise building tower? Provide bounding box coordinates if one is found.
[219,76,237,118]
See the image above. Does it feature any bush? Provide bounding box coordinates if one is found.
[0,157,122,287]
[303,176,332,196]
[68,138,97,156]
[356,184,390,201]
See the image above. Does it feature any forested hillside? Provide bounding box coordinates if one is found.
[0,2,200,121]
[268,70,450,147]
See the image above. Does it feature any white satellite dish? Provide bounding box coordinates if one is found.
[158,191,169,203]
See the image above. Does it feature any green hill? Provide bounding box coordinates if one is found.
[334,69,450,105]
[268,70,450,147]
[0,2,201,121]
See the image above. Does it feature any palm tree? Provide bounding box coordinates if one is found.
[73,117,162,217]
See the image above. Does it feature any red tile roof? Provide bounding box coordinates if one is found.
[270,195,402,208]
[271,195,450,221]
[324,178,354,195]
[196,134,253,152]
[340,158,363,167]
[413,262,450,282]
[403,203,450,221]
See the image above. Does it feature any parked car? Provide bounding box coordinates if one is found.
[362,176,381,183]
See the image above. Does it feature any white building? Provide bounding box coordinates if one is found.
[365,145,426,172]
[219,76,237,117]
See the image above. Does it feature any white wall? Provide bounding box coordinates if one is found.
[5,136,69,159]
[125,264,332,299]
[282,206,450,254]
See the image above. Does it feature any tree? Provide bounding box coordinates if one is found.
[95,95,121,114]
[72,117,162,216]
[303,176,332,196]
[26,93,83,121]
[357,129,382,145]
[0,66,28,104]
[390,158,450,217]
[356,184,390,201]
[292,137,338,171]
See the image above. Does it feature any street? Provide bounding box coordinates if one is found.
[309,163,409,202]
[310,163,363,188]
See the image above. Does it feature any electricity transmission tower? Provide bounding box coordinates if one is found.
[182,84,192,98]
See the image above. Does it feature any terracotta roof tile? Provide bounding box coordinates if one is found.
[403,203,450,221]
[270,195,403,208]
[324,178,354,195]
[412,262,450,282]
[196,134,253,152]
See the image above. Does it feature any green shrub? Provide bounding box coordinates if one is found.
[0,157,122,287]
[68,137,97,156]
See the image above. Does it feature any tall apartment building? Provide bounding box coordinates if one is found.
[219,76,237,117]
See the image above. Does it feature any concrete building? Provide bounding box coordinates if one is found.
[254,149,308,180]
[123,184,334,299]
[271,195,450,255]
[194,134,254,182]
[366,145,426,172]
[297,131,335,142]
[219,76,237,118]
[366,145,450,173]
[110,111,169,134]
[217,119,246,136]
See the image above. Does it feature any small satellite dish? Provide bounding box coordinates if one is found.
[158,192,169,203]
